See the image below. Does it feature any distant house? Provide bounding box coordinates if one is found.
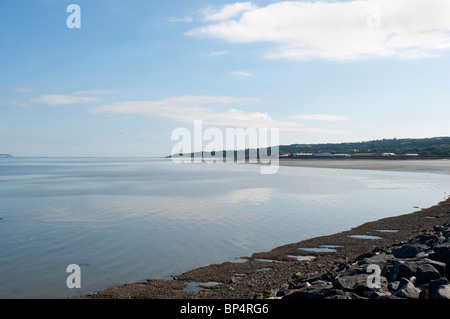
[279,153,291,158]
[292,153,314,157]
[382,153,397,157]
[404,153,419,157]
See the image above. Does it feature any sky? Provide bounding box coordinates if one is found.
[1,0,450,157]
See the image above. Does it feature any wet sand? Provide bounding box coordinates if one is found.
[278,158,450,175]
[77,160,450,299]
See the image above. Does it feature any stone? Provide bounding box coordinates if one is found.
[283,280,333,300]
[363,290,392,299]
[333,274,368,291]
[392,244,428,258]
[416,263,442,285]
[333,273,387,295]
[435,284,450,299]
[411,233,445,246]
[360,253,392,276]
[429,278,450,298]
[418,258,446,277]
[325,290,365,299]
[393,278,422,299]
[429,244,450,264]
[388,281,400,292]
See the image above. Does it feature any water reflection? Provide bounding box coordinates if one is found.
[0,158,450,298]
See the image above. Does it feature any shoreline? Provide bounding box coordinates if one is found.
[77,195,450,299]
[277,158,450,175]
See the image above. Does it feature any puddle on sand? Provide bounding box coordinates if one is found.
[348,235,382,240]
[376,229,399,233]
[253,258,282,263]
[288,255,316,261]
[320,245,343,249]
[183,281,221,293]
[256,268,272,272]
[298,247,337,253]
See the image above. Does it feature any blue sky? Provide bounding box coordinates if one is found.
[1,0,450,157]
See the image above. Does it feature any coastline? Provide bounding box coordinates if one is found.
[277,158,450,175]
[77,194,450,299]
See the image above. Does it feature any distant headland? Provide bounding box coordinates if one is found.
[0,154,13,158]
[168,136,450,160]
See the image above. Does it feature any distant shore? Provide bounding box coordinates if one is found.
[278,158,450,175]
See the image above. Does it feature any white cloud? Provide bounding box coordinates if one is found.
[201,2,257,21]
[188,0,450,61]
[32,95,100,106]
[293,114,350,121]
[209,50,229,56]
[90,95,348,134]
[168,16,194,23]
[9,100,30,107]
[231,70,254,77]
[31,90,115,106]
[72,90,116,96]
[10,88,34,93]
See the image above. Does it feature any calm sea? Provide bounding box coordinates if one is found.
[0,158,449,299]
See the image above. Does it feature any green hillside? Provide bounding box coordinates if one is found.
[279,137,450,157]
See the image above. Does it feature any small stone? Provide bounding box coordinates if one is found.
[392,244,427,258]
[429,245,450,264]
[325,290,365,299]
[416,263,441,284]
[284,280,333,300]
[393,278,421,299]
[429,278,450,298]
[435,284,450,299]
[388,281,400,292]
[419,258,446,277]
[364,290,392,299]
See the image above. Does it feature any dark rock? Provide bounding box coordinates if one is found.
[276,287,290,297]
[319,271,338,282]
[333,274,367,291]
[278,222,450,300]
[435,284,450,299]
[429,244,450,264]
[393,278,421,299]
[411,233,445,246]
[338,265,364,277]
[418,258,446,277]
[429,245,450,279]
[364,290,392,299]
[333,273,387,295]
[416,263,442,285]
[392,244,428,258]
[283,280,333,300]
[356,252,376,262]
[389,258,445,283]
[360,253,392,276]
[389,261,418,282]
[388,281,400,292]
[429,278,450,298]
[325,290,366,299]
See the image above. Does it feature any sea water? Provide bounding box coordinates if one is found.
[0,157,449,298]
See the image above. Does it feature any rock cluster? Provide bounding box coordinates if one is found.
[277,223,450,299]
